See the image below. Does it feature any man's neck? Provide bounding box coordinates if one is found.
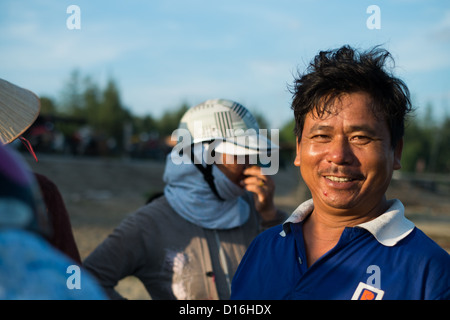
[302,197,389,267]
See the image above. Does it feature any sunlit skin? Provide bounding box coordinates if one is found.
[215,153,277,221]
[294,92,403,266]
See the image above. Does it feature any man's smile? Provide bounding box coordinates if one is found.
[324,176,355,182]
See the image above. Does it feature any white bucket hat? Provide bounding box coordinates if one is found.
[0,78,40,144]
[178,99,278,155]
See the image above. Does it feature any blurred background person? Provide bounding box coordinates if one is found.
[84,99,287,299]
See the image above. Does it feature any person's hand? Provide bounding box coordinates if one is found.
[240,166,277,222]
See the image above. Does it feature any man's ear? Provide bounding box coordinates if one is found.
[393,138,403,170]
[294,137,301,167]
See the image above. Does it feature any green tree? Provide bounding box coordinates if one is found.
[132,114,158,135]
[83,76,102,130]
[279,119,296,146]
[99,79,132,150]
[402,117,430,172]
[60,69,84,117]
[434,116,450,172]
[39,96,58,115]
[400,103,450,173]
[157,103,189,136]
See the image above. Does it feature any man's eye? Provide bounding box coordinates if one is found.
[351,136,371,144]
[312,135,330,141]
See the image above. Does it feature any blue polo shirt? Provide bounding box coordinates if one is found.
[231,199,450,300]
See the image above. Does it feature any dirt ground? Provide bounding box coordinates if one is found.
[26,154,450,300]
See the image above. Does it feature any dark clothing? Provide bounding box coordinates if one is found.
[35,173,81,264]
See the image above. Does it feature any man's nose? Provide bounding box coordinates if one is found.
[325,137,355,165]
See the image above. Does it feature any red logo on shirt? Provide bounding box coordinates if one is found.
[359,289,376,300]
[351,282,384,300]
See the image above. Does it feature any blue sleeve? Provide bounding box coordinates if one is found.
[231,225,292,300]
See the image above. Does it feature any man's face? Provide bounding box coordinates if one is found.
[215,153,251,186]
[295,92,403,215]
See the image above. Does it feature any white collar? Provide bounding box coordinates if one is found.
[280,199,415,247]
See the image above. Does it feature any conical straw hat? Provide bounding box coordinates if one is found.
[0,78,40,144]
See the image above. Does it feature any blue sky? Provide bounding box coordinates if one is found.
[1,0,449,128]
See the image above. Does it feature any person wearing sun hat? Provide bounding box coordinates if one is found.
[0,78,82,264]
[168,99,281,226]
[84,98,287,300]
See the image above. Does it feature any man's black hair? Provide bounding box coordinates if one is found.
[290,45,413,148]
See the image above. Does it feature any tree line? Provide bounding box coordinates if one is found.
[35,70,189,158]
[34,70,449,173]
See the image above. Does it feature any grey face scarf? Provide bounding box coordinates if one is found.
[163,147,250,230]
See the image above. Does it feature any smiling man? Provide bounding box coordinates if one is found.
[230,46,450,300]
